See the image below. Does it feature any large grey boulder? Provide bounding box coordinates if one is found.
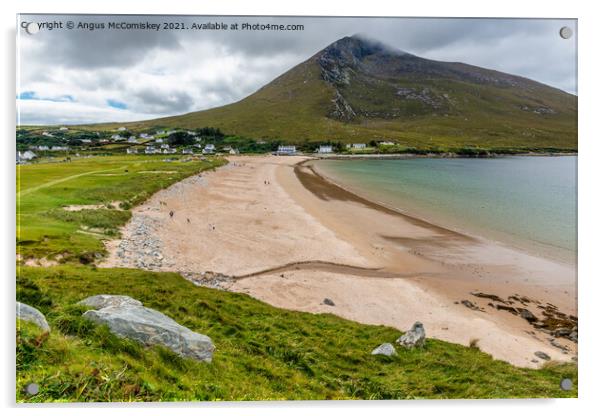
[78,294,142,309]
[371,343,397,356]
[16,302,50,332]
[396,321,426,348]
[81,295,214,362]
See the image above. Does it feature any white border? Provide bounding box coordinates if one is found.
[3,1,601,415]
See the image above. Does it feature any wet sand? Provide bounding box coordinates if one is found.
[103,155,577,368]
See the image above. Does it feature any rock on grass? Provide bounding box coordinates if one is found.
[396,321,426,348]
[371,343,397,356]
[81,295,214,362]
[16,301,50,332]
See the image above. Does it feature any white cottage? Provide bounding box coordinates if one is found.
[317,145,333,154]
[276,145,296,155]
[18,150,37,161]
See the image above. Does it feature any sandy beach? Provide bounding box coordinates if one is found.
[103,155,577,368]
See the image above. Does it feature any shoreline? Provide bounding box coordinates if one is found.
[102,155,577,368]
[307,158,576,266]
[310,152,578,160]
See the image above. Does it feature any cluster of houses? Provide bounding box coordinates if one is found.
[275,141,395,156]
[135,143,237,156]
[29,145,70,151]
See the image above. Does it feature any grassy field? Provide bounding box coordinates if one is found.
[17,155,225,263]
[16,154,577,401]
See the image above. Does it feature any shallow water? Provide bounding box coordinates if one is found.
[314,156,577,263]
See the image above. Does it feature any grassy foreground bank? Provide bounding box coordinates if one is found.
[17,266,577,401]
[16,154,577,401]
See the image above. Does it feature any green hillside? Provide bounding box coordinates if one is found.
[110,36,577,150]
[16,155,577,401]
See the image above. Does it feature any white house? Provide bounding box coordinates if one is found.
[202,144,215,154]
[276,145,296,155]
[379,141,395,146]
[50,146,69,151]
[182,148,194,155]
[35,145,49,151]
[59,127,69,131]
[117,127,127,131]
[156,130,165,135]
[127,136,137,143]
[42,131,53,137]
[317,145,333,154]
[81,139,92,144]
[145,146,157,154]
[229,148,240,155]
[163,148,177,154]
[126,148,138,154]
[352,143,366,149]
[160,144,170,149]
[155,138,164,144]
[111,134,123,141]
[187,131,197,136]
[18,150,37,161]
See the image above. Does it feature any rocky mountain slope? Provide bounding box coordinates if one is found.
[121,35,577,150]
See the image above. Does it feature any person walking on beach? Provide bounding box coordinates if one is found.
[169,210,174,218]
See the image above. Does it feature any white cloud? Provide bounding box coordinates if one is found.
[17,15,577,125]
[17,99,161,125]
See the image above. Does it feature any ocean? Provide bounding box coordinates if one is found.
[314,156,577,263]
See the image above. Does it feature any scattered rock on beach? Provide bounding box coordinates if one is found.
[323,298,335,306]
[549,338,570,352]
[81,294,214,362]
[534,351,551,361]
[181,271,234,290]
[112,216,165,271]
[518,308,538,323]
[461,299,483,311]
[371,343,397,356]
[396,321,426,348]
[470,292,507,304]
[16,301,50,332]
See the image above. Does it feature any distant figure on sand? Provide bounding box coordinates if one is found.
[169,210,174,218]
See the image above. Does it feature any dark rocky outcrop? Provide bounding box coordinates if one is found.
[323,298,335,306]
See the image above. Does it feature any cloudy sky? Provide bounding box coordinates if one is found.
[17,15,577,125]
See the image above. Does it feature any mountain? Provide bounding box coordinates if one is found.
[122,35,577,150]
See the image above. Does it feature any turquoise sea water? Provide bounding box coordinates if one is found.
[314,156,577,262]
